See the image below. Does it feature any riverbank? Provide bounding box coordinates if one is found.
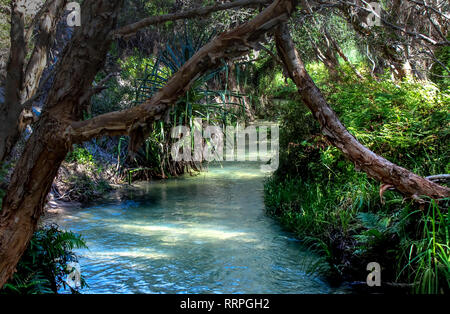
[47,161,349,293]
[261,66,449,294]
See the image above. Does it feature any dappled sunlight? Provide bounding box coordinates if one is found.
[115,223,258,242]
[86,249,170,260]
[198,170,265,180]
[53,123,338,294]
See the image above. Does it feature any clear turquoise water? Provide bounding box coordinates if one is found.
[54,161,344,294]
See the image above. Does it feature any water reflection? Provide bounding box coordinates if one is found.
[53,161,345,294]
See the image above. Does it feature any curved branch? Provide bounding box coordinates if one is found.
[426,174,450,184]
[274,22,449,200]
[72,0,296,144]
[113,0,272,38]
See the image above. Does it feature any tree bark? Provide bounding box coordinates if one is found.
[113,0,272,38]
[274,23,449,200]
[0,0,125,287]
[0,0,67,163]
[0,0,296,288]
[0,1,25,162]
[70,0,295,143]
[21,0,68,102]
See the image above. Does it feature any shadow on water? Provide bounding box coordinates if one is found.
[52,161,348,294]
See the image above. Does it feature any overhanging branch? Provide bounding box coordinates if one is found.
[113,0,272,38]
[274,22,449,200]
[71,0,296,144]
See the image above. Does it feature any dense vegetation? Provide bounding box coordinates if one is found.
[264,63,449,293]
[0,225,87,294]
[0,0,448,294]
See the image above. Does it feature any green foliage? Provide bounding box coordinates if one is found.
[271,63,449,181]
[398,199,450,294]
[62,145,112,203]
[0,224,88,294]
[121,0,175,24]
[114,28,249,180]
[65,146,94,165]
[254,61,294,98]
[119,54,157,83]
[290,14,359,64]
[431,40,450,89]
[326,77,449,175]
[264,64,449,292]
[90,67,136,117]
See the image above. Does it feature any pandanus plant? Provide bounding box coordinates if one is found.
[120,26,250,181]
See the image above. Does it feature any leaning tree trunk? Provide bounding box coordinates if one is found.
[0,115,69,287]
[0,0,125,287]
[0,0,68,163]
[0,2,25,162]
[274,23,449,200]
[0,0,296,288]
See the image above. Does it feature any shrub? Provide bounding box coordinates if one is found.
[65,147,94,165]
[397,199,450,294]
[264,64,449,292]
[0,224,88,294]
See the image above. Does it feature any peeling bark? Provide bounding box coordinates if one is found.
[274,23,449,200]
[0,0,125,288]
[0,1,25,162]
[0,0,297,288]
[22,0,68,102]
[0,0,67,163]
[70,0,296,143]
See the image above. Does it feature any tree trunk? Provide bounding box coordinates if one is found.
[0,115,68,286]
[0,0,125,287]
[0,2,25,162]
[0,0,296,289]
[274,23,449,200]
[21,0,68,102]
[0,0,68,163]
